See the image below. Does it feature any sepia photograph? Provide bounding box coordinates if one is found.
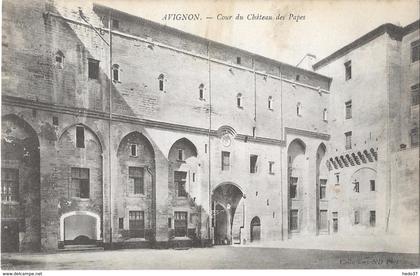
[0,0,419,273]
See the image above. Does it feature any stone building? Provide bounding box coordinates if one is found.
[1,0,418,253]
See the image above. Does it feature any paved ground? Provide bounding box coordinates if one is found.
[1,246,419,270]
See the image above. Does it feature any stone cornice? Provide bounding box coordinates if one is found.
[284,127,330,140]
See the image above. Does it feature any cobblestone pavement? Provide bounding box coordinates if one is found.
[1,246,419,270]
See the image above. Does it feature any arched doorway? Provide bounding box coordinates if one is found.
[250,216,261,242]
[60,211,101,245]
[212,183,244,245]
[1,115,40,252]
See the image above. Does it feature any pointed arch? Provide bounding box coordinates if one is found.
[58,123,103,153]
[167,137,198,159]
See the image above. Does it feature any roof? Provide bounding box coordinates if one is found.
[313,20,420,70]
[92,3,332,83]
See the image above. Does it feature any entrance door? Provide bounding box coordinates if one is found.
[319,210,328,232]
[129,211,145,238]
[174,211,187,237]
[1,221,19,252]
[214,204,228,244]
[250,217,261,242]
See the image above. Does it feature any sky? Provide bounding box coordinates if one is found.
[94,0,419,66]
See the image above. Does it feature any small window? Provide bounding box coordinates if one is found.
[168,217,172,228]
[332,212,338,233]
[344,60,352,80]
[112,19,119,29]
[295,74,300,81]
[268,96,273,110]
[119,218,124,229]
[112,64,121,82]
[345,131,352,150]
[370,180,376,191]
[290,209,298,231]
[252,127,256,138]
[269,161,275,174]
[266,199,269,206]
[410,127,419,147]
[158,74,165,91]
[177,149,185,161]
[320,179,327,199]
[192,173,196,182]
[250,154,258,173]
[290,177,298,198]
[130,144,138,157]
[353,181,359,193]
[370,210,376,227]
[129,167,144,195]
[55,51,64,69]
[76,126,85,148]
[1,168,19,202]
[52,116,59,126]
[175,171,187,197]
[205,144,208,153]
[323,108,328,121]
[411,40,419,63]
[354,210,360,225]
[88,58,99,80]
[221,151,230,171]
[237,93,243,108]
[345,101,352,119]
[297,102,302,116]
[411,83,419,106]
[236,57,241,65]
[71,167,90,198]
[199,84,204,100]
[335,173,340,184]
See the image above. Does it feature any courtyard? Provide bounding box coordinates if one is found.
[1,246,419,270]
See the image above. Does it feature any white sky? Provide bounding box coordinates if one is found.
[95,0,419,65]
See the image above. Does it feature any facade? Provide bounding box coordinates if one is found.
[1,0,418,253]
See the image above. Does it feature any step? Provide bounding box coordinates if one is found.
[59,245,104,252]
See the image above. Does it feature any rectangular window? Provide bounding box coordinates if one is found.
[335,173,340,184]
[290,177,298,199]
[76,126,85,148]
[411,83,419,106]
[130,144,138,157]
[119,218,124,229]
[52,116,59,126]
[129,167,144,195]
[411,40,420,63]
[177,149,184,161]
[221,151,230,171]
[354,210,360,225]
[290,209,298,231]
[353,181,359,193]
[168,217,172,228]
[344,60,352,80]
[370,180,376,191]
[319,210,328,230]
[129,211,145,238]
[71,167,89,198]
[175,171,187,197]
[88,58,99,80]
[250,155,258,173]
[1,168,19,202]
[345,100,352,119]
[332,212,338,233]
[320,179,327,199]
[345,131,352,150]
[370,210,376,227]
[410,127,419,147]
[269,161,275,174]
[112,19,119,29]
[174,211,188,237]
[236,57,241,65]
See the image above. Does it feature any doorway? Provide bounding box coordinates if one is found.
[250,216,261,242]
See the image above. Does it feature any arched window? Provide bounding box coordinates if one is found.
[268,96,273,110]
[199,84,204,100]
[297,102,302,116]
[112,64,121,82]
[236,93,243,108]
[55,50,65,69]
[158,74,165,91]
[323,108,328,121]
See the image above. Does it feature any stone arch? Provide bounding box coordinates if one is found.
[58,123,104,152]
[115,131,155,239]
[1,114,41,252]
[315,142,328,233]
[287,138,307,234]
[167,137,198,160]
[59,211,101,241]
